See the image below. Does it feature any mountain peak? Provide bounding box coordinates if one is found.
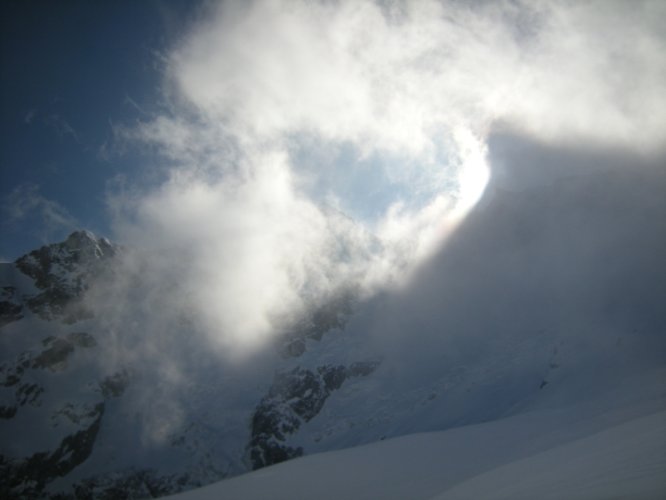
[9,230,119,322]
[62,230,116,262]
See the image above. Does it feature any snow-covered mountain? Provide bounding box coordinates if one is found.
[0,230,380,498]
[1,152,665,499]
[170,402,666,500]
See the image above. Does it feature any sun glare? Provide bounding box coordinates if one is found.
[452,129,491,218]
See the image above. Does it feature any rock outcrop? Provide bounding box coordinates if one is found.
[13,231,117,323]
[248,360,380,470]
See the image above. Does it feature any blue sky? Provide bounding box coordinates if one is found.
[0,0,198,260]
[0,0,450,262]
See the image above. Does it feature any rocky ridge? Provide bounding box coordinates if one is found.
[248,360,380,469]
[0,231,369,498]
[3,231,116,325]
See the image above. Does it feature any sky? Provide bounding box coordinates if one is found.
[0,0,196,259]
[2,0,666,355]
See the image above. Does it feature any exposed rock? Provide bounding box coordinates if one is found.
[279,289,356,358]
[0,330,114,497]
[99,370,130,398]
[52,403,103,426]
[66,332,97,348]
[248,360,380,470]
[14,231,118,322]
[281,338,305,358]
[0,286,23,327]
[0,301,23,328]
[33,338,75,372]
[348,360,378,377]
[66,468,195,500]
[16,382,44,407]
[320,364,347,392]
[0,286,23,328]
[0,403,105,499]
[0,352,32,387]
[0,405,17,419]
[1,334,97,393]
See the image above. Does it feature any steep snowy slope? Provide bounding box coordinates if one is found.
[169,393,666,500]
[0,231,377,498]
[1,138,665,498]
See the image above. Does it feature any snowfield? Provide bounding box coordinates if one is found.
[170,373,666,500]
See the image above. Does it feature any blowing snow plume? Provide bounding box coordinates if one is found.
[107,0,666,355]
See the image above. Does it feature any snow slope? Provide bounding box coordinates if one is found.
[169,392,666,500]
[434,410,666,500]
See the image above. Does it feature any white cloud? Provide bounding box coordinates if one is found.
[107,149,382,355]
[1,184,78,244]
[107,0,666,354]
[167,0,666,151]
[24,109,36,124]
[44,114,80,142]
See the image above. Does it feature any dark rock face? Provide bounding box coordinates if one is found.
[67,332,97,348]
[13,231,117,322]
[33,338,75,371]
[99,370,131,398]
[280,290,355,358]
[248,360,380,470]
[0,332,99,436]
[15,231,116,290]
[0,405,17,419]
[0,403,105,499]
[0,286,23,327]
[0,328,130,499]
[0,333,97,386]
[68,468,195,500]
[0,333,99,418]
[0,232,205,499]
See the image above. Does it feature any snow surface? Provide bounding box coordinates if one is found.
[169,390,666,500]
[433,410,666,500]
[0,262,38,295]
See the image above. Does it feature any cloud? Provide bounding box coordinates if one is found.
[367,133,666,409]
[44,114,80,142]
[166,0,666,150]
[105,153,383,356]
[24,109,36,124]
[1,184,79,244]
[104,0,666,356]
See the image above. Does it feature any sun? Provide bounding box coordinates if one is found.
[453,128,491,217]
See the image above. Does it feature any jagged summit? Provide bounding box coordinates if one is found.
[15,230,117,273]
[13,230,117,280]
[4,231,119,323]
[61,230,116,261]
[31,230,118,268]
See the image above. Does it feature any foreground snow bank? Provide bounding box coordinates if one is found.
[168,400,666,500]
[432,410,666,500]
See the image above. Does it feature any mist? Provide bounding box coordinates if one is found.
[97,0,666,363]
[367,132,666,417]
